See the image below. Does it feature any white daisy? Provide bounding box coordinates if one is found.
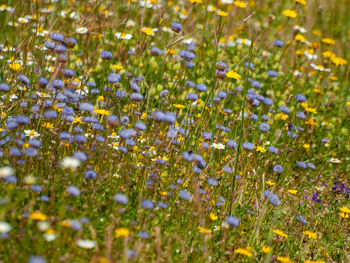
[76,27,88,34]
[76,239,96,249]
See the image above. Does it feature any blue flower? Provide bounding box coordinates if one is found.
[242,142,254,151]
[84,170,97,179]
[273,165,283,174]
[66,186,81,197]
[141,200,154,209]
[114,193,128,205]
[273,40,284,47]
[171,22,183,33]
[226,216,241,227]
[0,83,10,92]
[259,122,270,132]
[107,73,121,83]
[101,50,113,60]
[179,190,192,201]
[50,33,64,42]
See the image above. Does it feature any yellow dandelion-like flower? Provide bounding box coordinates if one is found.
[234,1,247,8]
[322,51,336,59]
[256,145,267,153]
[173,104,186,109]
[305,119,316,126]
[209,213,218,221]
[29,211,47,221]
[295,34,307,42]
[282,9,297,18]
[340,206,350,213]
[288,189,298,194]
[188,0,203,3]
[295,0,306,5]
[112,64,124,71]
[321,38,335,45]
[94,108,110,115]
[234,248,252,257]
[339,212,349,218]
[303,230,317,239]
[198,226,212,233]
[273,229,289,238]
[305,260,325,263]
[9,63,22,71]
[42,122,54,129]
[280,113,289,120]
[217,10,228,17]
[331,56,347,66]
[226,70,241,80]
[277,256,294,263]
[303,143,310,150]
[266,180,275,186]
[141,27,155,36]
[115,227,130,238]
[73,116,82,124]
[261,245,272,253]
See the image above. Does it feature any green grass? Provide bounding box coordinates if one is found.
[0,0,349,262]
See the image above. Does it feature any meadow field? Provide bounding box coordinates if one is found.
[0,0,349,262]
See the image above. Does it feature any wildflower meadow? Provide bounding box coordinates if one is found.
[0,0,349,262]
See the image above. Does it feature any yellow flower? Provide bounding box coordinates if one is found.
[261,245,272,253]
[209,213,218,221]
[234,248,252,257]
[305,119,316,126]
[23,143,30,149]
[94,108,110,115]
[305,260,325,263]
[217,10,228,17]
[303,144,310,150]
[280,113,289,120]
[266,180,275,186]
[256,145,267,153]
[173,104,186,109]
[61,220,71,227]
[277,256,294,263]
[141,27,155,36]
[331,56,347,66]
[306,107,317,113]
[42,122,54,129]
[295,0,306,5]
[198,226,211,233]
[29,211,47,221]
[303,230,317,239]
[73,116,82,124]
[282,9,297,18]
[321,38,335,45]
[97,96,104,102]
[273,229,289,238]
[167,48,176,55]
[112,64,124,71]
[115,227,129,238]
[295,34,307,42]
[313,88,322,94]
[188,0,202,3]
[339,212,349,218]
[322,51,336,59]
[340,206,350,213]
[226,70,241,80]
[288,189,297,194]
[9,63,22,71]
[234,1,247,8]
